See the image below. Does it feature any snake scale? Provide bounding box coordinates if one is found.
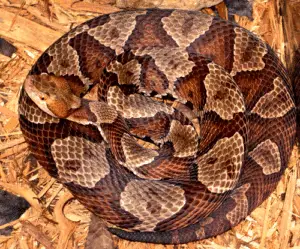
[18,9,297,244]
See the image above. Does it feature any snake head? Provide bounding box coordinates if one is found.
[24,74,82,118]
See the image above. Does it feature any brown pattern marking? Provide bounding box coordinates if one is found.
[195,217,214,239]
[137,156,194,181]
[121,133,159,169]
[120,180,186,231]
[164,120,198,158]
[47,24,91,84]
[89,101,118,124]
[126,112,172,142]
[123,9,177,50]
[133,47,195,95]
[98,114,128,164]
[187,18,236,72]
[68,31,116,84]
[172,102,200,128]
[249,139,281,175]
[107,86,174,119]
[107,59,141,86]
[139,57,169,96]
[161,10,213,48]
[197,132,244,193]
[88,10,147,55]
[251,77,295,118]
[226,183,251,226]
[174,55,210,112]
[171,230,180,244]
[204,62,245,120]
[231,27,268,76]
[174,71,207,113]
[51,136,110,188]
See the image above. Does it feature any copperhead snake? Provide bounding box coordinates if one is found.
[18,9,297,244]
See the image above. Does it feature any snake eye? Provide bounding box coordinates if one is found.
[40,95,46,101]
[39,92,49,101]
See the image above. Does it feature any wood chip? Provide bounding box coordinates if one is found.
[0,9,63,51]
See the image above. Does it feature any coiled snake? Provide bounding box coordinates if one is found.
[19,9,297,244]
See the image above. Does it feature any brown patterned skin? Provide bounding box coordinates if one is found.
[293,50,300,142]
[18,9,297,244]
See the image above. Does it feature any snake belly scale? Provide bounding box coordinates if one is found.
[18,9,297,244]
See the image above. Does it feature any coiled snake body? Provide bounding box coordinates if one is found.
[19,9,297,244]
